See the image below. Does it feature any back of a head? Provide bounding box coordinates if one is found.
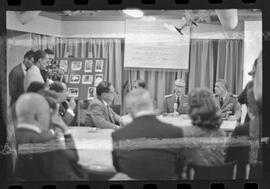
[188,88,222,129]
[135,80,146,89]
[27,81,46,93]
[44,48,54,55]
[38,89,58,111]
[125,89,154,116]
[50,81,64,93]
[34,50,46,63]
[16,93,50,126]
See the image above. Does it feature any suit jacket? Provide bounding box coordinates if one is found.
[163,94,189,114]
[111,115,185,179]
[214,93,241,120]
[9,63,25,106]
[15,127,88,181]
[24,65,44,91]
[85,97,120,129]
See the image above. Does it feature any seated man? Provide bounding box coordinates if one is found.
[111,89,184,179]
[49,81,76,126]
[214,79,241,120]
[14,93,89,181]
[86,81,121,129]
[163,79,189,115]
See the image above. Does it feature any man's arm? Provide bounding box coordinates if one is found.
[233,100,242,120]
[9,70,19,103]
[88,103,119,129]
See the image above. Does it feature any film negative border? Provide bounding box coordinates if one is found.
[1,0,270,189]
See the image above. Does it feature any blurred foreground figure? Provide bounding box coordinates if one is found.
[14,93,89,181]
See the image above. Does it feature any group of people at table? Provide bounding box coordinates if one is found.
[8,49,262,180]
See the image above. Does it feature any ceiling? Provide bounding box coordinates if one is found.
[39,9,261,23]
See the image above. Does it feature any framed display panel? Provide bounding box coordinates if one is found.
[55,58,106,100]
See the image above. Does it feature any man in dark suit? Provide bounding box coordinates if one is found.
[86,81,121,129]
[112,89,184,179]
[14,93,89,181]
[214,79,241,120]
[8,50,35,106]
[163,79,189,115]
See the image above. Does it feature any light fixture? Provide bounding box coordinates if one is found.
[122,9,144,18]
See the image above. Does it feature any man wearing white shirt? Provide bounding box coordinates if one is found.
[24,50,50,91]
[9,50,35,106]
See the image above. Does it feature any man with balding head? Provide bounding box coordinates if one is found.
[15,93,89,181]
[111,89,184,179]
[163,79,189,115]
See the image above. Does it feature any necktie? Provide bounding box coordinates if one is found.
[220,97,224,107]
[107,105,115,124]
[177,96,180,108]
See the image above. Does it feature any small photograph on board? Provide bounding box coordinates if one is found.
[94,74,103,86]
[59,59,68,72]
[70,75,81,84]
[82,74,93,84]
[87,87,96,100]
[68,88,79,97]
[95,59,104,72]
[71,61,82,71]
[85,60,93,72]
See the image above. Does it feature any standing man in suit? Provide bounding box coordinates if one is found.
[163,79,189,115]
[112,89,184,179]
[8,50,35,106]
[24,50,50,91]
[86,81,121,129]
[214,79,241,120]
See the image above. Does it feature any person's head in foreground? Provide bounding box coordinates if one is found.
[49,81,68,103]
[188,88,222,129]
[15,93,52,132]
[96,81,115,105]
[26,81,46,93]
[133,79,146,89]
[125,88,154,118]
[214,79,228,97]
[174,79,186,97]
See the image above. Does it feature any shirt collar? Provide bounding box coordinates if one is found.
[102,100,108,106]
[17,123,42,134]
[175,94,181,100]
[21,63,27,75]
[134,110,155,118]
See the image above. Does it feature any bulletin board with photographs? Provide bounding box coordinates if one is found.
[55,58,106,100]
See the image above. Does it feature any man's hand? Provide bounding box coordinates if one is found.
[68,97,76,110]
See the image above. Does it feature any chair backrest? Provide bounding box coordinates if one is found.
[76,100,91,126]
[115,148,184,180]
[188,161,237,180]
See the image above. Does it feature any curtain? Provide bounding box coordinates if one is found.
[125,69,188,112]
[216,39,244,94]
[54,38,123,104]
[31,33,56,51]
[188,39,244,95]
[188,39,215,92]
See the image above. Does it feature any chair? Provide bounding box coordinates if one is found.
[76,100,91,126]
[114,148,184,180]
[187,161,237,180]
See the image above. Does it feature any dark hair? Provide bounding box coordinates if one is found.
[188,88,222,129]
[27,82,46,93]
[96,81,112,96]
[247,87,259,116]
[24,50,35,60]
[38,89,58,111]
[34,50,47,63]
[216,79,228,90]
[50,81,64,93]
[135,80,146,89]
[44,48,54,55]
